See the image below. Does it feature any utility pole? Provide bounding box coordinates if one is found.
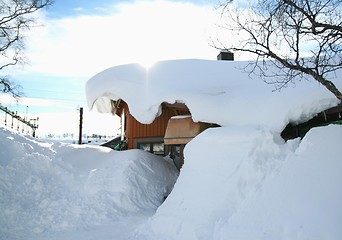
[78,107,83,144]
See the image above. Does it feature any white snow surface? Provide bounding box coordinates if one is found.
[136,124,342,240]
[86,59,341,130]
[1,59,342,239]
[0,127,178,240]
[2,124,342,240]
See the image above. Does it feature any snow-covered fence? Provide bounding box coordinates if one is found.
[0,103,39,137]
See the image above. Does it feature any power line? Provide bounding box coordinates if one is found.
[24,87,83,95]
[25,96,86,103]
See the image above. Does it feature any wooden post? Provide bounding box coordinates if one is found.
[78,107,83,144]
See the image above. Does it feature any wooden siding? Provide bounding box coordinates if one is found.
[120,101,190,149]
[164,117,213,145]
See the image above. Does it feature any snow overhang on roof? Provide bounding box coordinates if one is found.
[86,59,341,131]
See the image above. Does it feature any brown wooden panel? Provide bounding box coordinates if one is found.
[164,117,213,145]
[117,101,191,150]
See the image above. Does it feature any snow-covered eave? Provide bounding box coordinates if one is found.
[86,59,342,131]
[86,63,142,114]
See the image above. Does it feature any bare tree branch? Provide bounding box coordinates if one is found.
[216,0,342,101]
[0,0,53,97]
[0,76,22,98]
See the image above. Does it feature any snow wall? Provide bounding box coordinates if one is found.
[134,124,342,240]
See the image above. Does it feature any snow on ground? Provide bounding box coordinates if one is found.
[218,125,342,240]
[1,122,342,240]
[135,127,299,239]
[0,126,178,240]
[134,124,342,240]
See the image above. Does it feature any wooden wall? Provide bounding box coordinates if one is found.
[118,101,190,149]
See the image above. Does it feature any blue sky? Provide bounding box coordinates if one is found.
[47,0,214,18]
[1,0,229,135]
[47,0,132,18]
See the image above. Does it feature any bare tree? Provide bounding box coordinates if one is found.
[0,0,53,97]
[217,0,342,101]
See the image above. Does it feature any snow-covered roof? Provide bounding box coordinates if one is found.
[86,59,341,132]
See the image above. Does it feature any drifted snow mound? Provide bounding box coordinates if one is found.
[219,124,342,240]
[0,127,178,239]
[136,124,342,240]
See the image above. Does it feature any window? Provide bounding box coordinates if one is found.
[137,142,165,155]
[138,143,151,152]
[152,142,164,155]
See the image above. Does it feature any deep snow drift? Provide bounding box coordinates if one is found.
[0,126,178,240]
[136,124,342,240]
[1,124,342,240]
[219,125,342,240]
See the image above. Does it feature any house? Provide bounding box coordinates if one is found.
[88,53,232,169]
[86,53,342,169]
[109,98,217,169]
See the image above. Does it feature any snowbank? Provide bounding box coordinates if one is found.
[2,124,341,240]
[219,124,342,240]
[135,124,342,240]
[0,127,178,240]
